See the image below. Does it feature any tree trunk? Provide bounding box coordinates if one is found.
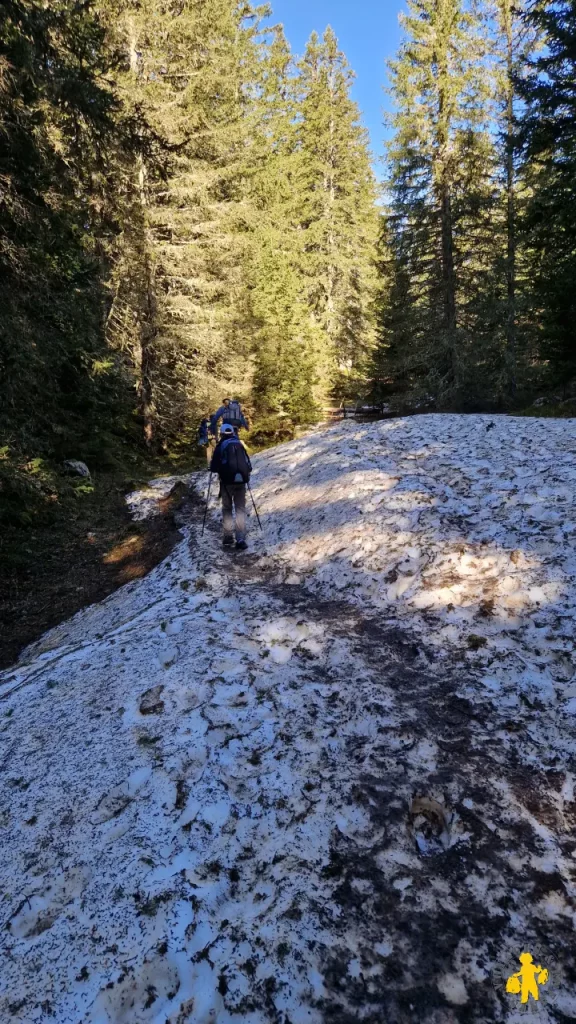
[326,65,336,347]
[128,17,157,447]
[140,248,157,448]
[436,27,458,389]
[440,177,457,341]
[503,0,517,397]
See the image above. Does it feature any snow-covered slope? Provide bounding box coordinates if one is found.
[250,414,576,726]
[1,414,576,1024]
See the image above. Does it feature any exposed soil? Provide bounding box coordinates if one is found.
[0,476,189,670]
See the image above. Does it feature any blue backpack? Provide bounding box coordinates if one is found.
[225,400,244,427]
[220,438,252,485]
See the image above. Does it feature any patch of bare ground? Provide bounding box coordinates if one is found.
[0,477,190,670]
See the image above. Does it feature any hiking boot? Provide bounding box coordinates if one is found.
[235,540,248,551]
[222,536,234,548]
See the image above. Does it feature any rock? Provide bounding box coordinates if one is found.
[410,795,452,855]
[139,685,165,715]
[63,460,91,479]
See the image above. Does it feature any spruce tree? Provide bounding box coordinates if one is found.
[249,24,379,422]
[101,0,266,447]
[517,0,576,391]
[0,0,128,458]
[296,27,379,406]
[377,0,500,407]
[482,0,538,399]
[494,0,518,395]
[247,25,322,424]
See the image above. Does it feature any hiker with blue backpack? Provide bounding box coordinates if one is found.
[209,424,252,550]
[197,415,212,465]
[210,398,248,437]
[198,417,210,446]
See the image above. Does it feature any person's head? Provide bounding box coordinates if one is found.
[220,424,235,439]
[223,398,231,406]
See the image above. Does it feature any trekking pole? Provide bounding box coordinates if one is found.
[247,482,263,532]
[201,473,213,536]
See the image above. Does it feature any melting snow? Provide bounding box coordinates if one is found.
[2,413,576,1023]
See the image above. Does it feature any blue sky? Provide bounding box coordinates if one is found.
[265,0,407,174]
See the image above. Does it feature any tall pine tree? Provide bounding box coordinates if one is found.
[376,0,502,408]
[518,0,576,392]
[483,0,539,399]
[247,25,321,424]
[101,0,266,447]
[296,28,379,405]
[0,0,128,457]
[249,24,379,422]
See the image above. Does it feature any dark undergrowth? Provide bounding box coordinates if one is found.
[0,445,203,671]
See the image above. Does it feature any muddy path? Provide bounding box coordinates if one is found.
[204,506,576,1022]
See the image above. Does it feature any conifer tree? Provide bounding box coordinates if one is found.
[296,27,379,405]
[101,0,266,446]
[249,24,379,421]
[483,0,538,398]
[377,0,500,406]
[517,0,576,391]
[246,25,320,424]
[493,0,518,394]
[0,0,128,457]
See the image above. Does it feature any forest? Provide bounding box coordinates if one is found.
[1,0,575,493]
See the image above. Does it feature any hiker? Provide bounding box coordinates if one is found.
[210,397,248,437]
[210,424,252,550]
[197,416,212,465]
[198,417,209,446]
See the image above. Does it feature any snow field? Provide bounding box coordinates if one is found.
[249,414,576,727]
[2,413,576,1023]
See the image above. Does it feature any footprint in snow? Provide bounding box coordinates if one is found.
[85,955,181,1024]
[8,864,92,940]
[91,767,152,824]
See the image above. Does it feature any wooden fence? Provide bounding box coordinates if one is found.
[324,402,393,422]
